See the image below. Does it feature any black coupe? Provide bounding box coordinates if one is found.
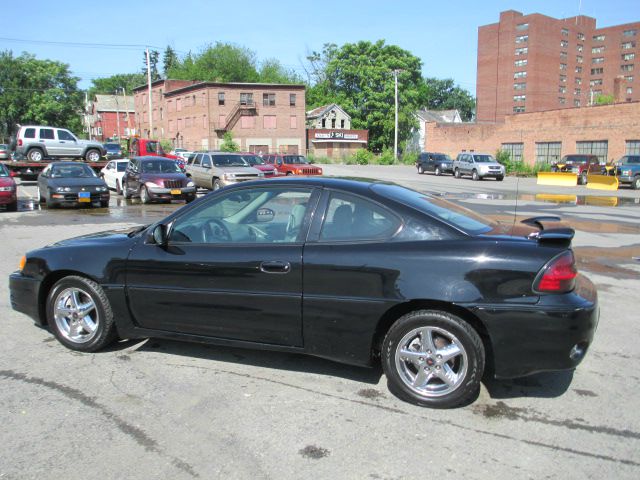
[37,162,109,208]
[9,178,598,408]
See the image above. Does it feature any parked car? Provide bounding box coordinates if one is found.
[416,152,454,176]
[171,148,193,161]
[122,156,196,204]
[0,143,10,160]
[36,162,109,208]
[551,154,602,185]
[185,152,264,190]
[453,153,505,181]
[262,154,323,176]
[615,155,640,189]
[9,177,598,408]
[103,142,124,160]
[12,125,105,162]
[99,159,129,195]
[239,153,278,177]
[0,163,18,211]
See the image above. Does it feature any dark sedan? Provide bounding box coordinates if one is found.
[416,152,454,176]
[103,142,124,159]
[9,178,598,408]
[37,162,109,208]
[122,156,196,204]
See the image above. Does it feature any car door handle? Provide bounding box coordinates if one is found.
[260,261,291,274]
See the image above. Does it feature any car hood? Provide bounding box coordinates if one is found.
[216,166,262,174]
[47,225,145,248]
[0,177,16,187]
[45,177,106,187]
[251,164,276,172]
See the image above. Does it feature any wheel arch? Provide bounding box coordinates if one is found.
[27,146,46,157]
[37,270,101,326]
[371,299,494,370]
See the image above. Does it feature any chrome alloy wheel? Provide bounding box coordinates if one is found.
[53,287,99,343]
[394,326,468,398]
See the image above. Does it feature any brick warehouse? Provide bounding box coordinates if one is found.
[477,10,639,122]
[424,101,640,165]
[133,80,306,154]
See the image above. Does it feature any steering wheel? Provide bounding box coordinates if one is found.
[203,219,232,242]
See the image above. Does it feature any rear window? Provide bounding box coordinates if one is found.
[372,183,496,235]
[24,128,36,139]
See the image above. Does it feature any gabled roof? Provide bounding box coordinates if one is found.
[306,103,350,120]
[94,94,135,112]
[416,109,462,123]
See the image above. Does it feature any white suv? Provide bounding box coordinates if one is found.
[13,125,105,162]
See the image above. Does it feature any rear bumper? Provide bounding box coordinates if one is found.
[468,274,598,378]
[9,272,43,325]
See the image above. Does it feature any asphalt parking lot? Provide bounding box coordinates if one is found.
[1,165,639,479]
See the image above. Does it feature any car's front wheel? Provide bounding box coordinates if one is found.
[140,186,151,204]
[46,276,117,352]
[85,149,101,162]
[454,168,461,178]
[382,310,484,408]
[472,170,480,181]
[434,167,441,176]
[418,165,425,174]
[632,176,640,190]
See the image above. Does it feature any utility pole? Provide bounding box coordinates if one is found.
[392,69,401,161]
[114,89,121,141]
[146,48,153,138]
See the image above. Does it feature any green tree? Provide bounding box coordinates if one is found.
[594,94,615,105]
[0,51,83,141]
[418,77,476,120]
[307,40,423,151]
[168,42,260,82]
[258,58,302,84]
[220,132,239,152]
[142,49,160,81]
[88,73,146,97]
[162,46,179,77]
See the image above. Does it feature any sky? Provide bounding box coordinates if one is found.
[2,0,638,95]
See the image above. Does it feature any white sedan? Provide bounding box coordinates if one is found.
[99,159,129,195]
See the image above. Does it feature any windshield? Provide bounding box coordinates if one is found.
[51,164,97,178]
[213,155,249,167]
[104,143,121,152]
[0,164,9,177]
[141,160,181,174]
[372,183,497,235]
[562,155,588,164]
[619,156,640,165]
[241,154,265,165]
[472,155,496,163]
[433,154,452,162]
[283,155,309,164]
[116,162,128,172]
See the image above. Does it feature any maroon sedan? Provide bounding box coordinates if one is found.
[122,156,196,204]
[239,153,278,177]
[0,163,18,211]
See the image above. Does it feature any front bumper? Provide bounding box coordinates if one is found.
[0,192,17,204]
[220,177,263,187]
[619,174,636,184]
[9,272,43,325]
[147,186,196,201]
[479,169,505,178]
[468,274,599,378]
[50,192,110,206]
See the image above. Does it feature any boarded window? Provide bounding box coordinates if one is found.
[263,116,277,129]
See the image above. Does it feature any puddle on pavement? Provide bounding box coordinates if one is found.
[442,192,640,208]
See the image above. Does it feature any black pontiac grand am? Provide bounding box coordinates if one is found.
[9,177,598,408]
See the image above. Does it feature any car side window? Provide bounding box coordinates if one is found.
[169,187,313,244]
[193,154,202,167]
[24,128,36,139]
[39,129,55,140]
[202,155,212,168]
[319,192,401,242]
[57,130,75,141]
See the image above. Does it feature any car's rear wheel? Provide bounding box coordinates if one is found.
[212,178,221,190]
[472,170,480,181]
[140,186,151,204]
[46,276,117,352]
[454,168,461,178]
[418,165,425,174]
[382,310,484,408]
[27,149,44,162]
[85,149,101,162]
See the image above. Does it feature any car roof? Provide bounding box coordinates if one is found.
[133,156,176,161]
[222,176,392,194]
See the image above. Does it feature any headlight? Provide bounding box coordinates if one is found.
[145,181,161,188]
[0,186,15,192]
[187,181,194,187]
[223,173,236,180]
[56,187,71,192]
[258,172,265,178]
[318,168,323,174]
[274,168,278,175]
[96,186,107,192]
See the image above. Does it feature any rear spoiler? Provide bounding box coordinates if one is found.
[522,216,575,246]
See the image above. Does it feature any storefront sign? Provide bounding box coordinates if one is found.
[314,132,359,140]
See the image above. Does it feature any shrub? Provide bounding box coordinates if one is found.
[400,151,418,166]
[352,149,374,165]
[376,148,396,165]
[160,139,174,153]
[220,132,239,152]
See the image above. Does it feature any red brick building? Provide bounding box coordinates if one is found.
[424,101,640,165]
[133,80,306,153]
[306,129,368,159]
[84,94,135,141]
[477,10,639,122]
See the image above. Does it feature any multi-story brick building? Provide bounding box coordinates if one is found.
[133,80,306,154]
[477,10,639,122]
[83,94,135,141]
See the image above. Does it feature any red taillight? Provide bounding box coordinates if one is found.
[18,139,23,146]
[534,251,578,293]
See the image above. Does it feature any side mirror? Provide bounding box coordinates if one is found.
[152,224,168,246]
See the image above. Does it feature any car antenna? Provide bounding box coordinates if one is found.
[511,175,520,234]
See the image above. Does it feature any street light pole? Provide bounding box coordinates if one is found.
[146,48,153,138]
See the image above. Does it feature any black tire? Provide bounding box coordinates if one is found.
[496,175,504,181]
[435,167,441,176]
[46,276,117,352]
[632,176,640,190]
[185,194,196,203]
[579,172,587,185]
[85,149,101,162]
[140,186,151,204]
[27,148,44,162]
[6,200,17,212]
[381,309,484,408]
[212,178,222,190]
[418,165,425,174]
[472,170,480,181]
[454,168,461,179]
[115,180,122,195]
[100,200,109,208]
[37,186,45,203]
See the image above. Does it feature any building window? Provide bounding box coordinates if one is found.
[515,47,528,56]
[176,98,182,111]
[593,34,606,41]
[160,107,163,120]
[240,93,254,105]
[560,40,569,48]
[516,23,529,31]
[240,115,255,129]
[621,41,636,50]
[575,88,581,95]
[560,63,567,70]
[561,28,569,37]
[560,51,568,60]
[591,67,604,75]
[577,141,608,163]
[536,142,562,164]
[340,119,345,128]
[559,86,567,94]
[589,79,603,86]
[623,29,637,37]
[290,115,297,129]
[621,64,635,72]
[514,71,527,79]
[514,59,528,67]
[577,44,584,52]
[514,82,526,90]
[574,99,581,107]
[289,94,296,106]
[622,53,636,62]
[263,115,277,129]
[501,143,523,161]
[513,94,526,102]
[218,92,225,106]
[263,93,276,106]
[592,46,605,54]
[577,33,585,41]
[576,56,583,63]
[575,78,582,85]
[513,106,525,113]
[321,119,326,128]
[203,115,207,129]
[626,140,640,155]
[515,35,528,43]
[559,97,566,104]
[592,57,605,64]
[560,75,567,83]
[592,89,602,95]
[625,75,634,82]
[627,87,634,95]
[331,118,336,128]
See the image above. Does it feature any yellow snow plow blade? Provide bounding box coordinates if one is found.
[587,174,619,190]
[537,172,577,186]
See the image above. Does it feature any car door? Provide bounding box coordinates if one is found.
[201,154,214,188]
[102,161,115,189]
[38,128,58,156]
[124,158,140,193]
[189,153,203,187]
[56,129,82,157]
[126,185,319,346]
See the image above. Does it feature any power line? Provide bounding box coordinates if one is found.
[0,36,162,51]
